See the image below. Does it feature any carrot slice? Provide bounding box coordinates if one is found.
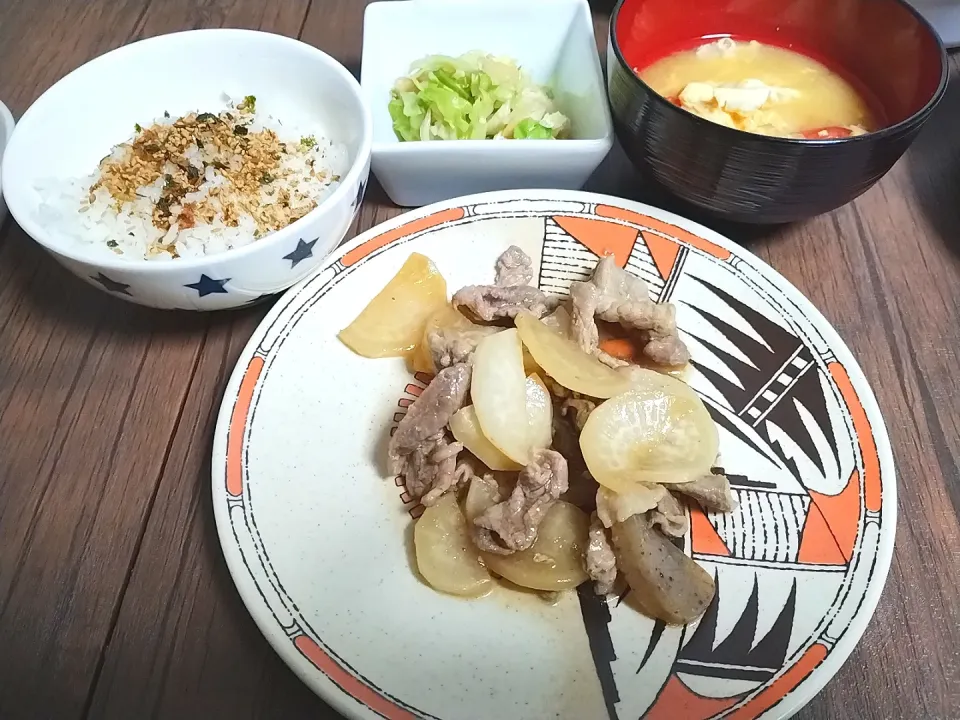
[599,337,639,362]
[799,126,854,140]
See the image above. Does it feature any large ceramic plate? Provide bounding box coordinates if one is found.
[212,190,895,720]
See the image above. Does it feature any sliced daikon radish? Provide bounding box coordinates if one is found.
[463,478,588,591]
[408,338,435,375]
[453,375,551,471]
[515,310,633,398]
[450,406,522,471]
[414,494,492,598]
[339,253,447,358]
[525,373,553,450]
[408,305,464,375]
[482,501,590,591]
[580,371,718,492]
[471,329,531,464]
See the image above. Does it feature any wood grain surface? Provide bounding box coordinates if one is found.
[0,1,956,718]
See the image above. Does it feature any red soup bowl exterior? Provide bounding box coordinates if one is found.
[607,0,948,224]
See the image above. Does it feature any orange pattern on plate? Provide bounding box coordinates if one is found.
[806,469,861,563]
[828,362,881,512]
[797,503,848,565]
[294,635,417,720]
[645,675,742,720]
[690,506,731,557]
[226,356,264,497]
[726,642,829,719]
[641,230,683,281]
[595,205,731,261]
[341,208,465,266]
[552,215,639,268]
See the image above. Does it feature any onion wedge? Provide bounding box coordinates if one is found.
[515,310,632,398]
[580,370,718,492]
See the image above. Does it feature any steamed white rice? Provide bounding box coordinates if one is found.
[34,95,348,261]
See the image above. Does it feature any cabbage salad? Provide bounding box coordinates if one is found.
[388,51,571,141]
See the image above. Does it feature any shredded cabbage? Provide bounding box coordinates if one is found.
[388,51,570,141]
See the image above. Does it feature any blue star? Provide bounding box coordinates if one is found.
[185,274,230,297]
[353,179,366,210]
[91,272,131,296]
[283,238,318,268]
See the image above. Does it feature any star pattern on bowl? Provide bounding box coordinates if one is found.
[185,274,230,297]
[91,272,131,296]
[283,238,318,268]
[353,180,366,211]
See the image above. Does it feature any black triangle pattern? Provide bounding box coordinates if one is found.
[754,367,837,477]
[676,573,796,682]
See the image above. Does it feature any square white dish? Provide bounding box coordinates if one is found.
[361,0,613,207]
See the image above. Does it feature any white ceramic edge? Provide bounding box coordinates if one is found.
[0,100,15,221]
[210,188,897,720]
[0,28,373,274]
[360,0,614,155]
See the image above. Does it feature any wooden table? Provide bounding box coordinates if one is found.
[0,1,957,718]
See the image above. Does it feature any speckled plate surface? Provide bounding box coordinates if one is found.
[211,190,895,720]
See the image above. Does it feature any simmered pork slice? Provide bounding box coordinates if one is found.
[453,284,556,324]
[473,449,569,554]
[425,323,499,370]
[649,490,689,537]
[453,245,553,323]
[560,397,597,432]
[569,256,690,367]
[401,432,466,506]
[389,363,472,506]
[495,245,535,287]
[388,363,472,473]
[594,483,689,538]
[586,512,617,595]
[543,375,598,433]
[674,471,738,513]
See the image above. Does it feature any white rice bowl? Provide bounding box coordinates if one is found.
[1,29,372,311]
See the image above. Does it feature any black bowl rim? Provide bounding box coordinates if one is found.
[608,0,950,146]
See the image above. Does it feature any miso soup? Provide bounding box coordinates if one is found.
[639,38,876,139]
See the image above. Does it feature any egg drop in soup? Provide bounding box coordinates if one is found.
[639,38,876,139]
